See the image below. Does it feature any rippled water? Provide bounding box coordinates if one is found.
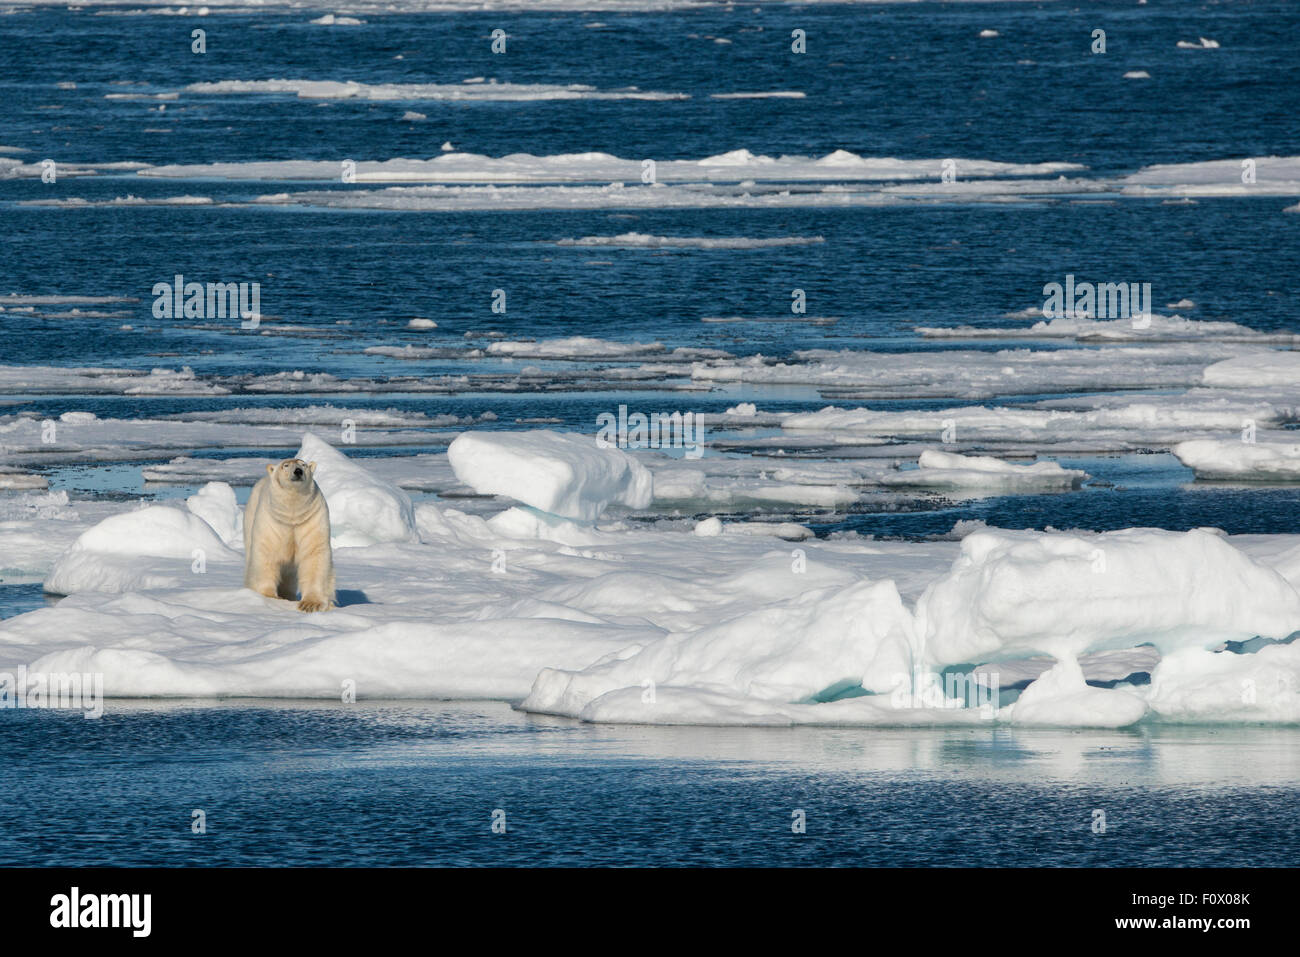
[1,701,1295,866]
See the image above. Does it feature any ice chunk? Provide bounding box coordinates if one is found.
[882,449,1088,491]
[1145,644,1300,721]
[486,336,663,358]
[1007,657,1147,727]
[1173,439,1300,481]
[295,433,417,547]
[0,469,48,490]
[447,430,652,521]
[915,527,1300,667]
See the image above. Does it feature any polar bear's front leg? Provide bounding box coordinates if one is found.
[244,538,284,600]
[243,479,282,600]
[294,533,335,613]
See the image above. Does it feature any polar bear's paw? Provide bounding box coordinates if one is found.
[297,596,334,613]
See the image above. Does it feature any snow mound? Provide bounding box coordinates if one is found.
[521,579,917,722]
[447,430,653,521]
[486,506,615,546]
[1008,657,1147,727]
[915,527,1300,668]
[186,482,243,548]
[296,433,417,547]
[44,505,240,595]
[1145,644,1300,721]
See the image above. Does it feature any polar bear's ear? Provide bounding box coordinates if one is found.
[266,463,276,474]
[307,461,317,472]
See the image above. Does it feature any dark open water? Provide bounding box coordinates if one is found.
[3,702,1296,866]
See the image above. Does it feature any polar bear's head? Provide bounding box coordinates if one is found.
[267,458,318,495]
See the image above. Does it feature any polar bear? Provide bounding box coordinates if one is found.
[243,458,335,612]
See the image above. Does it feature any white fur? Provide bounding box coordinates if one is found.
[243,458,335,612]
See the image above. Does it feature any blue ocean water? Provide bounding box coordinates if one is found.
[2,1,1300,867]
[2,1,1298,372]
[2,701,1297,867]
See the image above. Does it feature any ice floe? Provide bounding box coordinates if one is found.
[5,438,1299,727]
[1121,156,1300,198]
[555,232,824,249]
[1173,439,1300,481]
[183,79,689,102]
[880,450,1088,491]
[691,342,1250,401]
[918,313,1300,344]
[140,148,1084,183]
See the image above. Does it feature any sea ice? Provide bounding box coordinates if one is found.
[1173,439,1300,481]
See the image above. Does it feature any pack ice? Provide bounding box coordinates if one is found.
[6,434,1300,727]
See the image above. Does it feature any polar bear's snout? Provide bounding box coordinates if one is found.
[271,457,315,488]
